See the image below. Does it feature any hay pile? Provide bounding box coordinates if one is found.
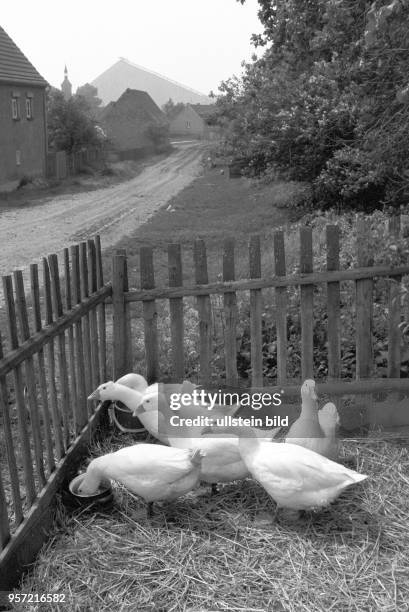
[13,433,409,611]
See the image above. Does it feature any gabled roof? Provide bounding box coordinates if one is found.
[190,104,216,120]
[92,58,212,107]
[0,25,48,86]
[100,88,166,124]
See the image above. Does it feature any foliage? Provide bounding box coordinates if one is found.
[216,0,409,210]
[75,83,102,119]
[47,88,104,153]
[145,122,171,152]
[161,98,185,119]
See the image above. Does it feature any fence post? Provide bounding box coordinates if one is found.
[112,250,130,379]
[300,227,314,380]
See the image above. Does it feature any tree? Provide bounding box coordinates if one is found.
[75,83,102,118]
[47,87,103,153]
[161,98,185,119]
[217,0,409,210]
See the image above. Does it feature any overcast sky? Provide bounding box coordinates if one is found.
[2,0,263,96]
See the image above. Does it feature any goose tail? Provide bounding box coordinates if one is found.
[189,448,206,466]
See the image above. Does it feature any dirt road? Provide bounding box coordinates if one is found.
[0,143,204,278]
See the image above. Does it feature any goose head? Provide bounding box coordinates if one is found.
[301,379,317,403]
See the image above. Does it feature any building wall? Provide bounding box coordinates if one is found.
[0,84,47,184]
[169,106,205,138]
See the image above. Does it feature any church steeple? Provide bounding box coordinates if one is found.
[61,65,72,101]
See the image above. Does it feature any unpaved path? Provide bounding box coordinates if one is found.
[0,143,204,278]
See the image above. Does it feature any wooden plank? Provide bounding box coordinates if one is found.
[30,264,55,473]
[193,240,212,387]
[116,248,133,373]
[0,333,23,527]
[87,240,101,386]
[43,258,64,460]
[223,238,238,387]
[2,275,36,505]
[140,247,159,384]
[0,285,110,380]
[0,469,10,550]
[168,243,184,380]
[300,227,314,380]
[120,263,409,303]
[356,219,373,379]
[70,245,87,428]
[387,215,401,378]
[274,231,287,386]
[326,225,341,380]
[13,270,46,488]
[95,235,107,381]
[48,254,72,448]
[79,242,93,396]
[64,249,80,434]
[112,251,128,379]
[265,377,409,397]
[249,235,263,387]
[0,401,109,591]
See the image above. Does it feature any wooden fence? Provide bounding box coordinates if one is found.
[1,218,409,589]
[0,237,111,589]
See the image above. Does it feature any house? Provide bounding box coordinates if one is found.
[99,88,169,160]
[169,104,219,140]
[0,26,48,188]
[92,58,211,107]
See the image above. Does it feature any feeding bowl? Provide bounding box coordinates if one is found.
[66,473,114,508]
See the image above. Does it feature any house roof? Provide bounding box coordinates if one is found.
[190,104,216,120]
[0,25,48,86]
[100,88,166,124]
[92,58,212,107]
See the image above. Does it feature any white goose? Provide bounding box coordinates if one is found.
[203,424,367,514]
[77,443,204,517]
[285,380,340,460]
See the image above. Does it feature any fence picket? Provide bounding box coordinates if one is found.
[70,245,88,427]
[274,232,287,386]
[79,242,93,397]
[194,240,212,387]
[48,254,71,448]
[2,275,36,504]
[13,271,46,487]
[87,240,101,386]
[387,218,401,378]
[140,247,159,383]
[42,258,64,459]
[356,219,373,378]
[327,225,341,380]
[0,469,10,549]
[223,238,238,387]
[300,228,314,380]
[112,251,129,379]
[249,236,263,387]
[95,235,107,381]
[64,249,80,434]
[30,264,54,472]
[168,244,184,380]
[0,333,23,526]
[117,248,133,373]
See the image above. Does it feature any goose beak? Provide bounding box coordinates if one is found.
[88,389,100,401]
[132,404,146,417]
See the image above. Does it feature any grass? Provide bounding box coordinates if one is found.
[12,431,409,611]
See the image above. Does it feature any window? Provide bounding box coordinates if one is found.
[11,97,20,120]
[185,120,191,129]
[25,97,33,119]
[16,150,21,166]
